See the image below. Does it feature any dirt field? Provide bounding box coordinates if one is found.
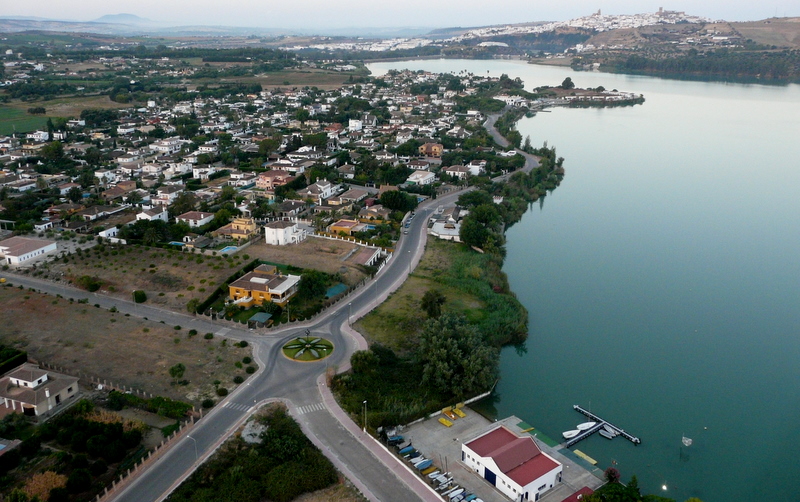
[42,239,369,312]
[247,237,370,284]
[0,285,251,406]
[45,244,254,312]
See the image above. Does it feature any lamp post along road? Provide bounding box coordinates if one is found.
[186,435,198,461]
[363,400,367,432]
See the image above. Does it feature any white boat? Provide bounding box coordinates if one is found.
[563,429,581,439]
[599,429,614,440]
[576,421,597,431]
[603,424,617,436]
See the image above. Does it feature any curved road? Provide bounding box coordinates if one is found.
[0,189,467,502]
[1,120,537,502]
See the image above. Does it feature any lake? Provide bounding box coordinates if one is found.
[368,59,800,502]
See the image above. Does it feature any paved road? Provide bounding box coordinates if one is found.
[0,188,467,502]
[0,116,541,501]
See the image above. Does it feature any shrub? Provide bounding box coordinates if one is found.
[202,399,215,408]
[188,329,198,336]
[174,325,181,330]
[233,376,244,384]
[216,387,228,397]
[66,468,92,494]
[90,459,108,476]
[133,290,147,303]
[245,366,256,374]
[236,340,248,348]
[204,333,214,340]
[242,357,252,364]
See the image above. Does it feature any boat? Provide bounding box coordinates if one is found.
[576,421,597,431]
[416,459,433,470]
[603,425,617,436]
[399,445,414,455]
[599,429,615,440]
[563,429,581,439]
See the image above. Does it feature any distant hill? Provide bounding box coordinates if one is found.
[92,13,154,26]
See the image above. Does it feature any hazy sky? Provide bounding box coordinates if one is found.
[6,0,799,30]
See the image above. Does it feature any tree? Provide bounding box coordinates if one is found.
[186,298,199,314]
[41,141,64,162]
[169,192,197,218]
[379,190,416,212]
[421,289,446,318]
[418,314,498,397]
[169,363,186,381]
[560,77,575,90]
[298,270,328,300]
[66,186,83,203]
[350,350,379,375]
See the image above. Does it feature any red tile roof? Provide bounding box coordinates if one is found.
[465,426,560,487]
[561,487,594,502]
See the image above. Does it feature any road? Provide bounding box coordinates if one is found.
[0,119,539,502]
[0,188,467,502]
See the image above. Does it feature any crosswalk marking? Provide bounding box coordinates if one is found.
[296,402,325,415]
[222,401,251,412]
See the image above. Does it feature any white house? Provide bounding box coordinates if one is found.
[0,363,79,417]
[297,179,338,204]
[0,237,57,266]
[136,206,169,222]
[176,211,215,228]
[264,220,307,246]
[149,138,183,154]
[406,170,436,186]
[462,425,562,502]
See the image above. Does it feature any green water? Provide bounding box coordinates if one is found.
[369,60,800,501]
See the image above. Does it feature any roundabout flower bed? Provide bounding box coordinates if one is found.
[282,336,334,361]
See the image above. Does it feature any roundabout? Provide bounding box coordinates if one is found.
[282,331,334,362]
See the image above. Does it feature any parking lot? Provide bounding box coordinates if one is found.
[398,409,605,502]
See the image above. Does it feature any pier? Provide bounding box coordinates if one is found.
[565,405,641,447]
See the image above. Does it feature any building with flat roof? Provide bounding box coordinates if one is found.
[462,425,562,501]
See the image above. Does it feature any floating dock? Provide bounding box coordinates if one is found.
[565,405,641,447]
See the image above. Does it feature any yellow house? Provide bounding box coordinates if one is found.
[329,219,362,235]
[228,265,301,308]
[214,217,258,241]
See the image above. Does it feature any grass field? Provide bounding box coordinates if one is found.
[354,238,485,354]
[0,106,49,135]
[0,95,128,134]
[0,284,252,405]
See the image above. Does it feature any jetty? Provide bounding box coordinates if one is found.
[565,405,641,447]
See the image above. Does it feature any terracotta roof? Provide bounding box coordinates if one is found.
[465,426,559,487]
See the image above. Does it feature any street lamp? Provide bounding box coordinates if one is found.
[363,400,367,432]
[348,302,352,326]
[186,435,198,461]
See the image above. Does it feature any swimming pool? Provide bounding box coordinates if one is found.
[169,241,185,247]
[220,246,237,253]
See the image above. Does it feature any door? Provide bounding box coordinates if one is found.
[484,468,496,486]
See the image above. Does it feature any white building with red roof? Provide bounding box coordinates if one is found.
[462,425,562,501]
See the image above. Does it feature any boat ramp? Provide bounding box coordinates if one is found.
[565,405,641,447]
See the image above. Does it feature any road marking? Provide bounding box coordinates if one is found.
[297,402,325,415]
[216,328,231,337]
[223,402,250,412]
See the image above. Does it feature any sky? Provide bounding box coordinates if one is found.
[5,0,799,30]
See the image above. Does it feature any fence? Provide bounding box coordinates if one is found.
[94,416,197,502]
